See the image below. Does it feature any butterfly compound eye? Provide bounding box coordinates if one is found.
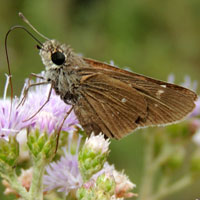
[51,51,65,65]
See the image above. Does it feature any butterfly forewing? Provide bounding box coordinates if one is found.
[74,58,197,138]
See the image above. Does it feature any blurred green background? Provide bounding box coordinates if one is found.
[0,0,200,199]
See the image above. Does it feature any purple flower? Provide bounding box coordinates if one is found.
[0,71,79,139]
[181,76,198,91]
[190,97,200,117]
[0,75,32,140]
[167,73,175,84]
[43,133,83,195]
[167,74,197,91]
[22,76,79,134]
[43,133,137,198]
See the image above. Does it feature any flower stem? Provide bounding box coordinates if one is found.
[29,158,46,200]
[138,134,173,200]
[6,172,30,200]
[137,133,155,200]
[151,175,192,200]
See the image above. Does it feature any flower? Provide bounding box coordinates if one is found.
[0,75,32,140]
[77,162,136,200]
[78,133,110,181]
[113,170,136,198]
[84,133,110,154]
[167,74,175,84]
[43,132,135,199]
[2,168,32,195]
[43,132,83,196]
[181,76,197,91]
[18,168,32,191]
[77,173,116,200]
[167,74,197,91]
[22,75,79,134]
[93,162,137,199]
[16,130,29,162]
[96,173,116,195]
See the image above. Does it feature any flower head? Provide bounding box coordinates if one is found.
[94,162,137,199]
[79,133,110,181]
[22,76,79,134]
[0,75,32,140]
[181,76,198,91]
[43,133,83,196]
[113,170,136,198]
[84,133,110,154]
[77,173,116,200]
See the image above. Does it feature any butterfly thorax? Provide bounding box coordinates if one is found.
[39,39,88,105]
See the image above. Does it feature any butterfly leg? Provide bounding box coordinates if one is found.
[55,105,74,153]
[29,73,45,80]
[23,83,53,122]
[17,73,47,108]
[18,82,49,108]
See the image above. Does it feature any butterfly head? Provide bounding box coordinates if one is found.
[38,39,71,70]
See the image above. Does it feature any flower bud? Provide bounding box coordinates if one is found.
[96,173,116,196]
[77,174,115,200]
[0,136,19,171]
[76,187,94,200]
[27,129,57,161]
[78,133,110,181]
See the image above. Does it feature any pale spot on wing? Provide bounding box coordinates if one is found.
[161,85,166,88]
[74,66,79,69]
[121,98,127,103]
[156,90,164,99]
[154,104,158,107]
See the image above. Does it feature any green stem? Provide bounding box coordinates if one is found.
[138,135,173,200]
[29,158,46,200]
[155,175,169,197]
[137,134,155,200]
[151,175,192,200]
[151,146,173,169]
[6,172,30,200]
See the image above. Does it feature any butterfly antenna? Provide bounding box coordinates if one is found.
[5,24,45,119]
[19,12,50,41]
[5,28,14,118]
